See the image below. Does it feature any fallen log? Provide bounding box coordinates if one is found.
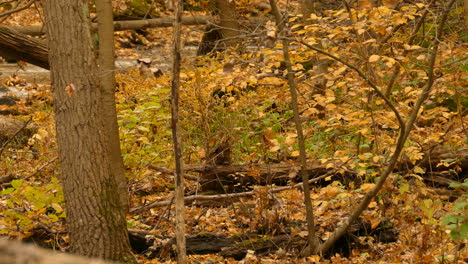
[0,16,210,69]
[0,239,114,264]
[186,147,468,192]
[0,26,49,69]
[130,231,304,260]
[6,16,211,36]
[130,170,337,213]
[129,218,397,259]
[184,160,342,192]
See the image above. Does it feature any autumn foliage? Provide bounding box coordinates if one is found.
[0,0,467,263]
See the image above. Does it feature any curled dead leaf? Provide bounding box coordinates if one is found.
[65,84,76,97]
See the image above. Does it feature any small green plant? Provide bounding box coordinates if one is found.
[442,179,468,241]
[0,177,65,235]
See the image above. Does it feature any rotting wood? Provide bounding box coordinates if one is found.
[185,160,335,191]
[132,148,467,213]
[186,147,467,192]
[129,169,337,213]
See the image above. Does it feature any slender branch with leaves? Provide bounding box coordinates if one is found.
[271,0,457,256]
[269,0,320,256]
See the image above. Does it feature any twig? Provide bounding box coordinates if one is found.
[384,0,436,97]
[0,0,36,18]
[298,39,405,131]
[23,156,58,180]
[0,156,58,188]
[0,117,32,158]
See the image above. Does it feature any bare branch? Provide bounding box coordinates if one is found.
[0,117,32,159]
[0,0,35,19]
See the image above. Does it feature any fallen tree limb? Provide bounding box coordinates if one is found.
[6,16,211,36]
[129,169,338,213]
[188,146,467,192]
[184,160,339,191]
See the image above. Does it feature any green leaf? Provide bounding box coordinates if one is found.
[453,201,468,212]
[11,179,23,189]
[442,214,463,226]
[1,188,14,195]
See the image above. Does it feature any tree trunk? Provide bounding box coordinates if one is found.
[300,0,329,118]
[96,0,129,212]
[197,0,241,55]
[465,0,468,26]
[43,0,134,262]
[301,0,317,21]
[215,0,241,49]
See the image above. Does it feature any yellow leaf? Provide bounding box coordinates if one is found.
[363,39,377,44]
[413,166,425,174]
[285,136,296,146]
[290,150,300,157]
[369,55,381,63]
[416,54,426,60]
[360,183,375,192]
[370,217,381,229]
[303,107,319,116]
[307,255,321,262]
[358,154,369,161]
[51,203,63,213]
[270,145,280,152]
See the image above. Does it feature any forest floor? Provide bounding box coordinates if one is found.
[1,2,467,264]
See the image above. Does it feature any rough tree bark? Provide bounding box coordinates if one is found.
[465,0,468,26]
[43,0,135,262]
[215,0,241,49]
[96,0,129,212]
